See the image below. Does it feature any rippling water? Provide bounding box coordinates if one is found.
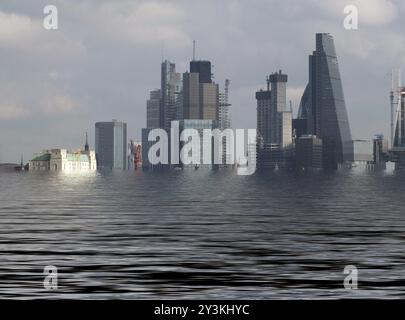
[1,167,405,299]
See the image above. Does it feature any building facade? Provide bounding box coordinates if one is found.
[190,60,212,84]
[298,33,353,169]
[295,135,323,170]
[142,58,225,169]
[95,120,127,170]
[393,87,405,148]
[29,148,97,172]
[256,71,292,169]
[161,60,182,130]
[146,89,161,128]
[182,72,201,119]
[177,119,218,168]
[200,82,219,120]
[373,134,388,169]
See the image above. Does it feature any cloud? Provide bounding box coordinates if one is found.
[335,29,405,62]
[41,94,78,114]
[0,11,87,63]
[0,104,31,120]
[312,0,397,26]
[72,1,190,48]
[0,11,39,46]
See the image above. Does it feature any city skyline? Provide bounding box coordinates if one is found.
[1,0,405,163]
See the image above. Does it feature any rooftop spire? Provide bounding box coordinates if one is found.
[266,76,270,91]
[85,132,89,152]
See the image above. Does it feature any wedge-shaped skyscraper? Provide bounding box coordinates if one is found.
[298,33,353,169]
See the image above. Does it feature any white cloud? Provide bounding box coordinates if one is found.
[41,94,78,114]
[312,0,397,26]
[76,1,190,48]
[0,10,86,59]
[0,104,31,120]
[0,11,39,46]
[335,30,405,63]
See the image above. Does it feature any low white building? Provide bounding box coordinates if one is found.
[29,148,97,172]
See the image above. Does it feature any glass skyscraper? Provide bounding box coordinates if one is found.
[299,33,353,169]
[95,120,127,170]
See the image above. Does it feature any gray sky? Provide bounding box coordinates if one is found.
[0,0,404,163]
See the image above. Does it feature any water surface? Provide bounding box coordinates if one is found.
[0,168,404,299]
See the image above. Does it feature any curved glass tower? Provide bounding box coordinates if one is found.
[299,33,353,169]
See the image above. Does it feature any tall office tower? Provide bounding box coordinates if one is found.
[219,79,231,130]
[298,33,353,169]
[200,82,219,120]
[146,89,161,128]
[190,60,212,83]
[182,71,219,121]
[393,87,405,148]
[182,72,200,119]
[256,79,272,145]
[219,80,232,165]
[161,60,182,130]
[269,71,292,148]
[256,71,292,169]
[95,120,127,170]
[176,91,184,121]
[391,87,405,170]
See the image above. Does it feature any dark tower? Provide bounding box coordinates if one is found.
[84,132,89,152]
[190,60,212,84]
[298,33,353,169]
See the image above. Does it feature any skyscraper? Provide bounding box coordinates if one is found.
[146,89,161,128]
[161,60,182,130]
[200,82,218,120]
[218,79,231,130]
[256,71,292,169]
[219,80,232,165]
[391,87,405,170]
[190,60,212,83]
[298,33,353,169]
[182,72,200,119]
[95,120,127,170]
[256,80,272,146]
[269,71,292,149]
[393,87,405,148]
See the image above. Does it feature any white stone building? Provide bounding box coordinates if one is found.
[29,148,97,172]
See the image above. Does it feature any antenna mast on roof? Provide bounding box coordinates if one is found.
[266,76,270,91]
[193,40,196,61]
